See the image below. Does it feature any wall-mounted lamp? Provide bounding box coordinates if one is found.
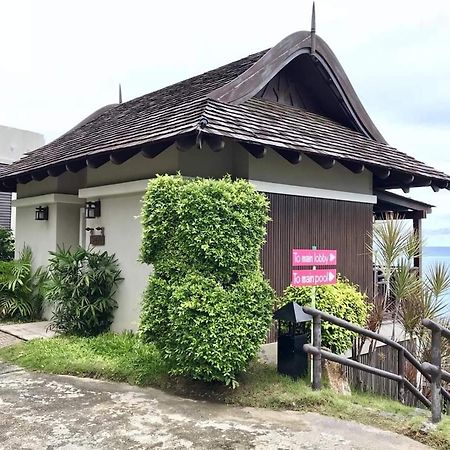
[35,206,49,221]
[85,200,101,219]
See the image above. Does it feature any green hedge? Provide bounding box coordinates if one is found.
[0,227,14,261]
[139,175,274,386]
[282,278,369,354]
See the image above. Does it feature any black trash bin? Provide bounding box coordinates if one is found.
[273,302,312,379]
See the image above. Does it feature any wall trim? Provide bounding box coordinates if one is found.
[77,178,377,204]
[13,193,84,208]
[250,180,377,204]
[78,179,149,199]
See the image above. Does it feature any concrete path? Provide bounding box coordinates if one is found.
[0,321,54,341]
[0,363,429,449]
[0,332,22,348]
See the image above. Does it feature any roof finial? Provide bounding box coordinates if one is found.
[119,83,123,104]
[310,2,316,55]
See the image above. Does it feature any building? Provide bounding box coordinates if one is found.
[0,125,44,230]
[0,28,448,331]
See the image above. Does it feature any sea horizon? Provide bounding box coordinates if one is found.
[422,246,450,314]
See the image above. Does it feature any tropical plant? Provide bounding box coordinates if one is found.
[371,214,422,339]
[46,246,122,336]
[281,278,369,354]
[371,214,450,381]
[0,246,46,320]
[398,264,450,361]
[0,227,15,261]
[139,175,275,386]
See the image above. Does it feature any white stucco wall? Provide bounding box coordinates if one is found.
[0,125,44,165]
[17,171,85,198]
[85,147,178,188]
[12,139,374,331]
[248,149,372,194]
[13,196,84,319]
[81,191,150,331]
[15,204,58,267]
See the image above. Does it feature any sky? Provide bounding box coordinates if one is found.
[1,0,450,245]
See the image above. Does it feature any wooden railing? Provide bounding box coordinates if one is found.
[421,318,450,423]
[302,306,450,423]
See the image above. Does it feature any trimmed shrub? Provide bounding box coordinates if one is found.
[0,227,14,261]
[282,278,369,354]
[140,175,274,386]
[46,246,122,336]
[0,246,46,320]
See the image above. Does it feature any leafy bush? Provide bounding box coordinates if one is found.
[282,278,369,354]
[0,246,46,320]
[140,175,274,386]
[0,227,14,261]
[46,246,122,336]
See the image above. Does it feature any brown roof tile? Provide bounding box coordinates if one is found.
[0,51,265,179]
[202,98,450,182]
[1,47,449,189]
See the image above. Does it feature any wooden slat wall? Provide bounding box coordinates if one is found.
[261,193,373,297]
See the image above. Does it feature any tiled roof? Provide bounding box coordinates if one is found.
[1,46,449,188]
[202,98,450,182]
[0,51,265,179]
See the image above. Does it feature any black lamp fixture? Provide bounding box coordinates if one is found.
[35,206,49,221]
[85,200,101,219]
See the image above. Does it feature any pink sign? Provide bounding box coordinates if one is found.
[291,269,337,287]
[292,249,337,266]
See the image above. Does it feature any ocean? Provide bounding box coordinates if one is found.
[422,247,450,314]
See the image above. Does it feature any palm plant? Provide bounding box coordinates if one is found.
[46,246,122,336]
[399,264,450,363]
[372,213,450,351]
[0,246,47,320]
[371,213,424,339]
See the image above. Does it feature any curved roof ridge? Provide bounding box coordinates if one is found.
[208,30,386,144]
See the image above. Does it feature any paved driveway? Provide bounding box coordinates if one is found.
[0,363,429,449]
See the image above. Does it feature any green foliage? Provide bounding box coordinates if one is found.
[281,278,369,354]
[140,175,274,385]
[0,227,15,261]
[46,246,122,336]
[0,247,46,320]
[0,332,165,386]
[372,214,450,361]
[140,271,273,384]
[140,174,270,284]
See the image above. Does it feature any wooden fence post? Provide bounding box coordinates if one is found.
[397,348,405,404]
[312,313,322,390]
[431,328,442,423]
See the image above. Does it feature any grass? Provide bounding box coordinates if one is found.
[0,333,168,386]
[0,333,449,449]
